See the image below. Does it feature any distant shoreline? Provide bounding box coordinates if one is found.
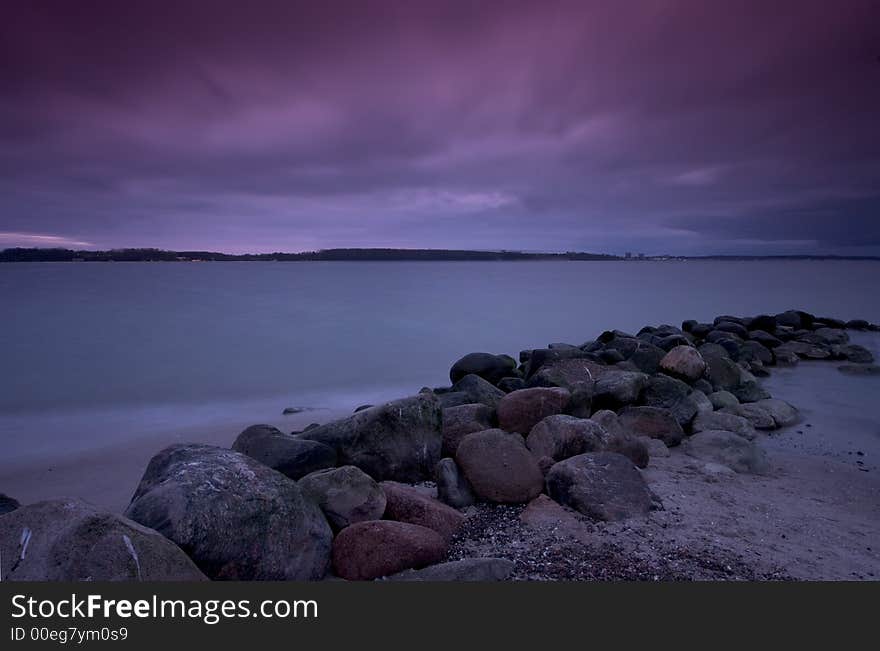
[2,247,879,263]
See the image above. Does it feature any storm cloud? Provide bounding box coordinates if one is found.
[1,0,878,254]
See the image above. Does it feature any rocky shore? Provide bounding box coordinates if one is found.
[1,309,878,581]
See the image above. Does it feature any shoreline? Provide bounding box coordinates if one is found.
[1,308,879,581]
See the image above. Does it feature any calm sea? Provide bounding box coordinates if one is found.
[1,260,879,507]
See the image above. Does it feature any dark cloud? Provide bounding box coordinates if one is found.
[1,0,878,254]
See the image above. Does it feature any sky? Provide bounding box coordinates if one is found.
[1,0,879,255]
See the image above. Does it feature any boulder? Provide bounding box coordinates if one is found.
[807,328,849,346]
[692,411,757,440]
[846,319,871,330]
[434,458,475,509]
[545,452,656,521]
[523,347,597,379]
[381,481,465,541]
[436,391,473,409]
[525,358,599,416]
[300,393,441,482]
[385,557,514,582]
[775,310,813,330]
[231,425,336,480]
[739,341,774,365]
[451,374,506,409]
[617,406,684,446]
[753,398,799,427]
[497,377,526,393]
[497,387,570,434]
[730,369,771,403]
[627,341,667,374]
[525,415,607,462]
[0,498,207,581]
[833,344,874,364]
[0,493,20,515]
[332,521,447,581]
[683,430,769,474]
[592,370,648,410]
[590,410,649,468]
[662,348,708,387]
[455,429,544,503]
[838,364,880,376]
[298,466,386,530]
[125,444,332,580]
[776,340,831,360]
[441,403,494,456]
[639,436,670,458]
[708,390,739,410]
[449,352,516,385]
[721,404,776,430]
[749,315,777,332]
[714,320,749,339]
[643,374,691,409]
[748,330,782,349]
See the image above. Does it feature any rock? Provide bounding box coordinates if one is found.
[0,493,20,515]
[693,378,714,394]
[300,393,441,482]
[125,444,332,580]
[441,403,494,456]
[592,370,648,410]
[380,481,465,541]
[590,410,650,468]
[753,398,799,427]
[808,327,849,346]
[657,334,692,351]
[775,341,831,360]
[455,429,544,503]
[659,345,706,382]
[331,521,447,581]
[546,452,656,521]
[627,341,667,374]
[685,389,714,416]
[846,319,871,330]
[497,377,526,393]
[708,390,739,410]
[739,341,774,365]
[714,320,749,339]
[526,414,607,461]
[721,404,776,430]
[749,315,778,332]
[435,391,473,409]
[643,374,691,409]
[449,352,516,385]
[692,411,757,440]
[497,387,570,434]
[683,430,769,474]
[748,330,782,349]
[434,458,475,509]
[385,557,514,582]
[298,466,386,530]
[775,310,815,330]
[231,425,337,480]
[523,348,597,378]
[638,436,670,458]
[699,342,731,360]
[0,498,207,581]
[774,346,800,366]
[838,364,880,376]
[833,344,874,364]
[617,406,684,446]
[451,374,506,409]
[730,369,771,403]
[598,349,625,364]
[525,358,598,417]
[282,407,305,415]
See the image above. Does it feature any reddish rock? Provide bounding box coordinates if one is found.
[497,387,570,434]
[380,481,465,541]
[660,345,707,383]
[455,429,544,503]
[331,521,447,581]
[526,414,607,461]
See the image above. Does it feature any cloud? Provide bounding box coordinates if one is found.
[0,0,878,254]
[0,232,94,248]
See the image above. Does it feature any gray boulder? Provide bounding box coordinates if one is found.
[617,406,684,446]
[592,370,648,410]
[753,399,799,427]
[526,414,607,462]
[546,452,657,521]
[0,498,207,581]
[0,493,20,515]
[692,411,757,440]
[451,374,506,409]
[125,444,332,580]
[833,344,874,364]
[683,430,769,474]
[434,458,475,509]
[708,390,739,410]
[441,402,494,457]
[231,424,336,479]
[300,393,442,482]
[450,352,516,385]
[298,466,386,530]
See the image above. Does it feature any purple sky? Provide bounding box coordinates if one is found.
[2,0,879,255]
